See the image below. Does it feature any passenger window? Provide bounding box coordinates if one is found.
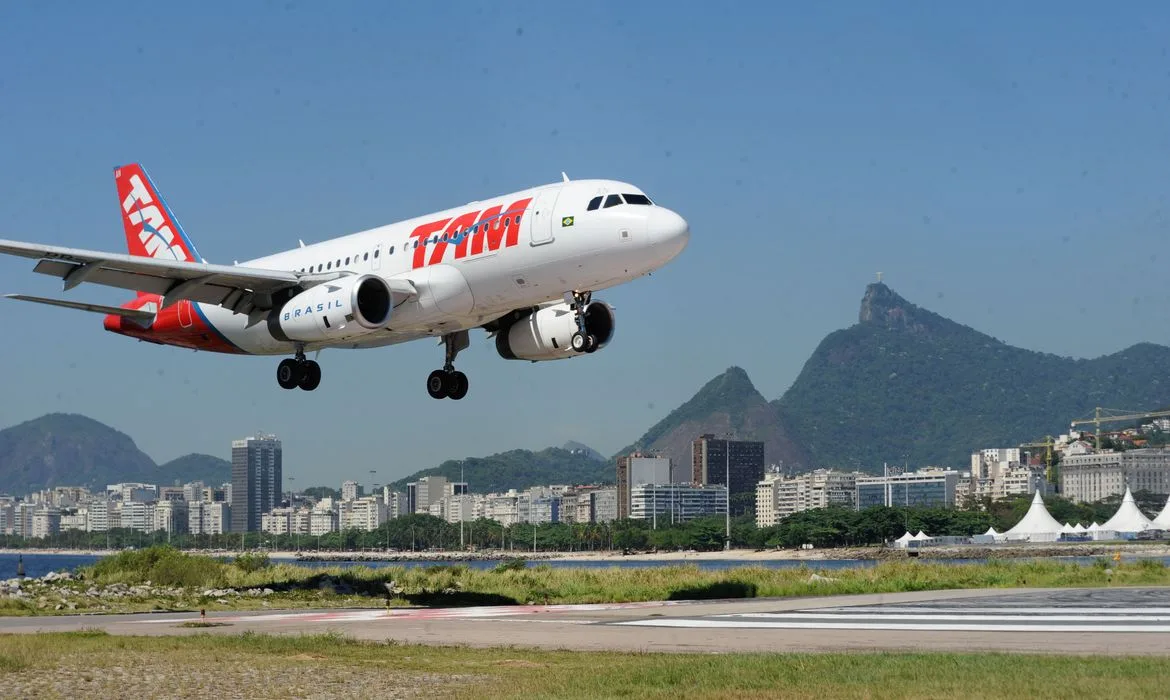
[623,194,652,205]
[604,194,623,208]
[389,245,395,254]
[364,252,369,261]
[374,249,379,258]
[327,261,332,270]
[345,257,351,265]
[587,196,602,211]
[336,259,341,267]
[515,214,521,224]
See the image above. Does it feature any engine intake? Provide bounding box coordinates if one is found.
[497,300,615,361]
[270,274,392,343]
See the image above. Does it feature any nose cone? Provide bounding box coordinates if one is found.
[648,206,690,262]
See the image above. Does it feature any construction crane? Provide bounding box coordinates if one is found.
[1069,407,1170,446]
[1018,436,1058,485]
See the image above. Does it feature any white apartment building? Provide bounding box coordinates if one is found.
[341,480,360,501]
[756,469,863,527]
[1060,448,1170,503]
[61,510,87,532]
[310,509,337,536]
[629,484,727,524]
[188,502,231,535]
[154,500,188,535]
[342,497,386,531]
[31,507,61,539]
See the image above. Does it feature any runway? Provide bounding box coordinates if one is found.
[3,587,1168,654]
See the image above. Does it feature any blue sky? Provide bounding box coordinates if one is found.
[1,2,1169,487]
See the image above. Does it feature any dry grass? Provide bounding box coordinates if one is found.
[0,631,1167,699]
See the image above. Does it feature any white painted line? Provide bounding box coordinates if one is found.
[805,607,1170,615]
[718,612,1170,623]
[614,619,1170,633]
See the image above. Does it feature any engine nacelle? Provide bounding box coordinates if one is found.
[497,300,615,361]
[270,274,393,343]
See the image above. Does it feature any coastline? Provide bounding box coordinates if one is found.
[4,541,1170,563]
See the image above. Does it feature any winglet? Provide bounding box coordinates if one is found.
[562,172,570,182]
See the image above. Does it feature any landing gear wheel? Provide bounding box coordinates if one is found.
[446,371,469,401]
[427,369,448,399]
[277,359,302,390]
[298,361,321,391]
[584,334,598,353]
[571,332,588,353]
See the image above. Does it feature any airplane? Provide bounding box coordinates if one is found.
[0,164,689,399]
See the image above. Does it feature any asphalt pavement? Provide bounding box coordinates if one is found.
[3,587,1168,654]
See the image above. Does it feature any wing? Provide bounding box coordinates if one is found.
[0,238,301,314]
[4,294,156,321]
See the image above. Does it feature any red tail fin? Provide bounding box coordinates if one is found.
[113,164,204,264]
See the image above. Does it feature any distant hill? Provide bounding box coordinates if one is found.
[157,454,231,486]
[618,367,812,472]
[390,447,613,494]
[561,441,605,462]
[774,283,1170,470]
[0,414,231,495]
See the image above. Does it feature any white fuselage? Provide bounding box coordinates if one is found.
[199,179,689,355]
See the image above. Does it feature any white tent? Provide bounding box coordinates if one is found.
[894,532,914,547]
[1072,523,1086,533]
[913,531,932,540]
[1060,523,1075,534]
[982,526,999,536]
[1003,491,1065,542]
[1100,487,1154,534]
[1087,522,1100,531]
[1153,496,1170,530]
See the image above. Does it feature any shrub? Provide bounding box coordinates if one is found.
[234,552,272,574]
[493,558,527,573]
[88,546,228,588]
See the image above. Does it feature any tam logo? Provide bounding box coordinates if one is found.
[408,197,532,269]
[121,174,191,262]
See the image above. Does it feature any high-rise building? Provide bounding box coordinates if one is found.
[231,433,283,532]
[691,435,765,513]
[341,480,360,501]
[616,454,672,519]
[629,484,727,524]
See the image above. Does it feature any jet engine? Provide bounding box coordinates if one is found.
[496,300,615,361]
[269,274,393,343]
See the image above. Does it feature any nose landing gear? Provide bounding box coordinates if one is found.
[277,347,322,391]
[566,290,599,354]
[427,331,469,400]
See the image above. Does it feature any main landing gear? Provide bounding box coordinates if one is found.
[427,331,469,400]
[566,291,599,354]
[277,347,321,391]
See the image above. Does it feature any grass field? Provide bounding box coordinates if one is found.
[2,547,1167,616]
[0,631,1167,699]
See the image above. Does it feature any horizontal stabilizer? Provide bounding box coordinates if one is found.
[4,294,156,322]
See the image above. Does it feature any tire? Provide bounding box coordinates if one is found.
[299,361,321,391]
[447,371,469,400]
[427,369,448,399]
[571,332,587,352]
[584,334,598,353]
[277,359,301,390]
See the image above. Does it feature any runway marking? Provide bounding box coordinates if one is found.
[132,601,681,626]
[716,612,1170,623]
[614,619,1170,633]
[809,607,1170,615]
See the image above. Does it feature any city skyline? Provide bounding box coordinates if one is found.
[3,4,1170,486]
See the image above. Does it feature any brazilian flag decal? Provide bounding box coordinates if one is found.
[561,216,574,227]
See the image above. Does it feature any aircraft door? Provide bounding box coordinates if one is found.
[178,300,193,328]
[529,188,560,246]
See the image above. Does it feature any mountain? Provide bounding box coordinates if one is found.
[157,454,231,486]
[619,367,812,471]
[774,283,1170,470]
[561,441,605,462]
[390,447,613,494]
[0,414,232,495]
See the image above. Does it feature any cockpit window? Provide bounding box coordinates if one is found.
[623,193,652,205]
[603,194,623,208]
[587,196,602,211]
